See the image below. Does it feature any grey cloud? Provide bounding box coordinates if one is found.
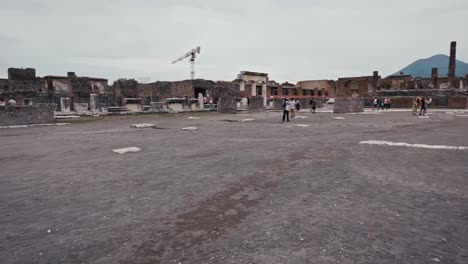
[1,0,467,83]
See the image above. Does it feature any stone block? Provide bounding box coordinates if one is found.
[333,99,364,113]
[0,104,55,126]
[73,103,89,113]
[60,97,71,112]
[218,96,237,113]
[249,96,265,112]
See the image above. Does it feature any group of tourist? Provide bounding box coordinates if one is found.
[282,98,317,122]
[373,97,392,110]
[0,98,16,106]
[412,96,432,116]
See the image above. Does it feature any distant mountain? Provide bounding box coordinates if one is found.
[392,54,468,78]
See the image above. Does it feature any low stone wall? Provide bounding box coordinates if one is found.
[218,97,237,113]
[0,104,55,126]
[249,96,265,112]
[447,97,468,109]
[333,99,364,113]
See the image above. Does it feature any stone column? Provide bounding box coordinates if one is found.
[251,83,256,97]
[431,68,438,88]
[448,41,456,83]
[240,81,245,92]
[198,93,204,109]
[60,97,70,112]
[262,83,267,106]
[90,94,99,112]
[372,71,379,92]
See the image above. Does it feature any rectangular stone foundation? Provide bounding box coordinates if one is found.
[333,99,364,113]
[0,104,55,126]
[249,96,265,112]
[218,97,237,113]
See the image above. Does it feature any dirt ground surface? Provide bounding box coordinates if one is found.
[1,110,467,264]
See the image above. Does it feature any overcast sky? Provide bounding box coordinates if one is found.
[1,0,467,83]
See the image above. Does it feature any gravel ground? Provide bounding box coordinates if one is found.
[0,110,467,264]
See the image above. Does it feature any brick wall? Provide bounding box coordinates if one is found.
[447,97,468,109]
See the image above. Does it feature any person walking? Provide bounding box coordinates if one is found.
[412,97,418,116]
[282,98,290,122]
[373,97,378,110]
[426,97,432,112]
[289,98,296,118]
[384,97,389,110]
[387,98,392,109]
[311,99,316,113]
[419,97,426,116]
[296,99,301,111]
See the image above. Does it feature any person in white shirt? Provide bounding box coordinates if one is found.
[289,99,296,118]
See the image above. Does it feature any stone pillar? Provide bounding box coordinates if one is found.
[198,93,204,109]
[262,83,267,106]
[241,98,248,107]
[448,41,456,82]
[90,94,99,112]
[372,71,379,91]
[240,81,245,92]
[251,83,256,97]
[60,97,71,112]
[431,68,438,87]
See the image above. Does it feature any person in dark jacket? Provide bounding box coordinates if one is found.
[282,98,290,122]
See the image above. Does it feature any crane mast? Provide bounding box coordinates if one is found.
[172,46,201,80]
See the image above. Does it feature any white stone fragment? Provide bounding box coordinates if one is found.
[333,117,345,120]
[359,140,388,145]
[293,124,310,127]
[130,124,157,128]
[54,115,81,119]
[241,119,255,122]
[0,125,27,129]
[361,140,466,151]
[112,147,142,154]
[182,127,199,130]
[385,142,413,147]
[187,116,200,119]
[411,144,457,150]
[295,116,308,119]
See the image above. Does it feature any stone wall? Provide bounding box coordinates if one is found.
[333,99,364,113]
[0,104,55,126]
[249,96,265,112]
[447,97,468,109]
[218,96,237,113]
[8,68,36,81]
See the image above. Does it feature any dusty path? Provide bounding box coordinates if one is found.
[1,111,467,263]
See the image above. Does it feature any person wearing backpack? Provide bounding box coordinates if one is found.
[282,98,290,122]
